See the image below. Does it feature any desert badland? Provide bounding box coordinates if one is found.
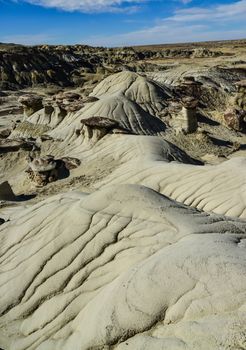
[0,39,246,350]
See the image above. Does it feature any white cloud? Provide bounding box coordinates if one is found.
[4,0,246,46]
[17,0,147,12]
[82,0,246,46]
[166,0,246,22]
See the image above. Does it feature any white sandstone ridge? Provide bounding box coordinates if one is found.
[12,73,169,141]
[46,95,166,143]
[97,152,246,219]
[91,71,172,115]
[79,93,166,135]
[0,184,246,350]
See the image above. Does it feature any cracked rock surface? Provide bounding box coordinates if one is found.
[0,185,246,350]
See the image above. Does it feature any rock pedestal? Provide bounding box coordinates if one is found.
[27,155,58,187]
[80,117,119,143]
[180,76,202,99]
[175,97,198,134]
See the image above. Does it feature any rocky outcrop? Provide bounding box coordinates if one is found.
[221,80,246,131]
[0,44,226,90]
[26,155,81,186]
[0,138,36,153]
[223,108,246,131]
[18,94,43,118]
[27,155,59,186]
[80,117,128,143]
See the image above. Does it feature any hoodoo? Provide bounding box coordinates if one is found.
[80,117,121,143]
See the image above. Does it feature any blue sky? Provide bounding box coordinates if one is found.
[0,0,245,46]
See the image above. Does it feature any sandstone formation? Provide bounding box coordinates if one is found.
[80,117,123,143]
[90,71,172,115]
[26,155,81,186]
[26,155,59,186]
[0,185,246,350]
[18,95,43,118]
[172,97,198,134]
[0,39,246,350]
[0,43,228,90]
[0,138,36,153]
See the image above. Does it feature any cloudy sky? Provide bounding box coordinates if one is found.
[0,0,245,46]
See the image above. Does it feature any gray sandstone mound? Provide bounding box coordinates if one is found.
[91,71,172,114]
[79,93,166,136]
[98,156,246,219]
[0,184,246,350]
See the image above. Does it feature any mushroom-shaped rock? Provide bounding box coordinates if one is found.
[181,96,199,109]
[18,95,43,118]
[80,116,120,143]
[78,94,166,136]
[174,97,198,134]
[0,181,16,201]
[27,155,58,186]
[29,155,57,173]
[179,76,203,98]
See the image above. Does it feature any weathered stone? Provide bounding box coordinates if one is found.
[0,138,35,153]
[180,77,203,99]
[0,128,11,139]
[27,155,59,186]
[80,117,120,143]
[18,95,43,117]
[223,108,246,131]
[61,157,81,170]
